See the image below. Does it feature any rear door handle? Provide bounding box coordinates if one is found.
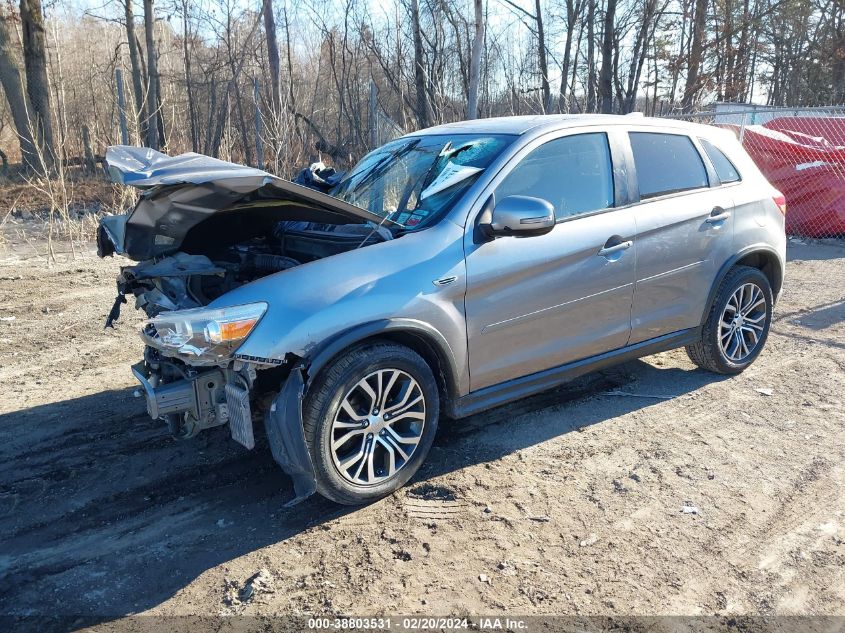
[598,240,633,256]
[705,206,731,224]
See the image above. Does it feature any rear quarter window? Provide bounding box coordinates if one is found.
[700,138,741,183]
[629,132,709,199]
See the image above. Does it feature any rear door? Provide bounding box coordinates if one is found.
[626,131,736,344]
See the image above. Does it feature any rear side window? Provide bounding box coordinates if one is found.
[629,132,708,199]
[495,132,614,221]
[700,138,741,183]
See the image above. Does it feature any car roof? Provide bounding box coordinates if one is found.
[409,114,724,139]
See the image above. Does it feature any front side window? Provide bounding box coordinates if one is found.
[629,132,709,199]
[494,133,614,221]
[700,138,741,183]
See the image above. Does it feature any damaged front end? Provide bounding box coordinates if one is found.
[131,300,267,447]
[130,344,315,502]
[98,146,395,503]
[131,350,254,446]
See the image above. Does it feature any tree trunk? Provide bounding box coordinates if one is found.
[262,0,281,113]
[534,0,551,112]
[623,0,657,113]
[283,5,297,115]
[19,0,55,166]
[668,0,689,106]
[682,0,708,112]
[598,0,617,113]
[586,0,597,112]
[81,125,95,172]
[0,14,38,169]
[181,0,198,151]
[232,75,253,165]
[155,70,166,148]
[143,0,159,149]
[123,0,146,143]
[570,21,583,111]
[410,0,430,128]
[558,0,580,113]
[467,0,484,119]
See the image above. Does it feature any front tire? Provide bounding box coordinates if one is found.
[686,265,773,374]
[303,342,439,505]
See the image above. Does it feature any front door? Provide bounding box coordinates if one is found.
[464,132,637,391]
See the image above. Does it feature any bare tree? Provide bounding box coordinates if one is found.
[262,0,281,113]
[558,0,584,112]
[501,0,551,112]
[142,0,159,149]
[123,0,146,143]
[0,8,37,169]
[598,0,618,113]
[180,0,198,151]
[467,0,484,119]
[586,0,597,111]
[19,0,54,164]
[534,0,550,112]
[1,0,843,175]
[682,0,708,112]
[410,0,431,127]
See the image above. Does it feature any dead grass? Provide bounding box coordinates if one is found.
[0,170,133,259]
[0,171,118,213]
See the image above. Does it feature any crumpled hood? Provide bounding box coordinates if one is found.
[105,145,273,189]
[99,146,392,261]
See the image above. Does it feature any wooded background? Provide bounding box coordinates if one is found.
[0,0,843,177]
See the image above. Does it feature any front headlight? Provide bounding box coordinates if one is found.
[141,302,268,362]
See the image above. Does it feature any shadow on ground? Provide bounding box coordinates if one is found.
[0,359,722,624]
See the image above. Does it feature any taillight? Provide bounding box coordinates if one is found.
[772,192,787,215]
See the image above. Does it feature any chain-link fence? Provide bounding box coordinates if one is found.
[371,109,405,148]
[664,105,845,238]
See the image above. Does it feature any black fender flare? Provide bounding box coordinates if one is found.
[265,368,315,505]
[306,318,460,397]
[265,319,459,505]
[703,245,784,327]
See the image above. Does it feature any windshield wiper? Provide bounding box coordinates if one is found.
[339,139,421,198]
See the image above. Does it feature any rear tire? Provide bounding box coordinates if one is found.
[686,265,773,374]
[303,342,439,505]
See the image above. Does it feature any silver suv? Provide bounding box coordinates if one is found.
[98,115,786,505]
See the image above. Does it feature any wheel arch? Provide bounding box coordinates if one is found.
[735,249,783,299]
[704,246,783,326]
[304,319,460,413]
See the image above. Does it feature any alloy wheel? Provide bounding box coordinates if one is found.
[330,368,426,486]
[719,282,767,362]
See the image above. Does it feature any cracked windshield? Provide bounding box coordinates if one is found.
[331,134,515,228]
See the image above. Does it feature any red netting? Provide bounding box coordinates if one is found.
[738,116,845,237]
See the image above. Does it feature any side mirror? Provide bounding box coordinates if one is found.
[478,195,556,239]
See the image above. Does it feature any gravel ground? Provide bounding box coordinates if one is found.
[0,235,843,627]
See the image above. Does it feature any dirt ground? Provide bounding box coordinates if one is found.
[0,227,843,627]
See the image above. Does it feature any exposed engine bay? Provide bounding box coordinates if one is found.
[110,221,389,320]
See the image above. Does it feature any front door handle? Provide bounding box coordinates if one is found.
[705,206,731,224]
[598,240,633,257]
